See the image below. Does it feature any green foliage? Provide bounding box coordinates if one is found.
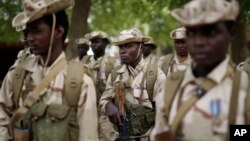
[89,0,181,49]
[0,0,22,44]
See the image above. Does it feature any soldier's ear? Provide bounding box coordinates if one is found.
[54,25,65,40]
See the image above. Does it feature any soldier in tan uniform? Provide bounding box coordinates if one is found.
[151,0,249,141]
[0,0,98,140]
[84,31,118,141]
[75,37,90,61]
[158,27,192,77]
[142,37,159,65]
[100,28,166,141]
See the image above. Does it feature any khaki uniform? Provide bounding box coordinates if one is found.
[0,52,98,141]
[158,54,192,77]
[87,55,118,141]
[144,54,159,65]
[100,59,166,141]
[151,56,249,141]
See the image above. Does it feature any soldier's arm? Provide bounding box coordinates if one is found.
[99,75,115,113]
[77,74,98,141]
[0,70,15,141]
[157,56,165,69]
[153,69,166,101]
[150,93,172,141]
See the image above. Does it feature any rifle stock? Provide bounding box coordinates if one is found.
[115,82,130,141]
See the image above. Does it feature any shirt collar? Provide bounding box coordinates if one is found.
[181,55,230,87]
[117,58,146,77]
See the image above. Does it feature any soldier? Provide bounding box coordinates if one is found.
[142,37,158,64]
[75,37,90,61]
[158,27,192,77]
[84,31,118,141]
[0,0,98,140]
[151,0,249,141]
[100,28,166,141]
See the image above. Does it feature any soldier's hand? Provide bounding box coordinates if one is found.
[105,102,120,124]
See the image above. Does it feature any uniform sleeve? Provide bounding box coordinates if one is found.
[150,82,170,141]
[99,75,115,113]
[77,74,99,141]
[0,71,15,140]
[153,69,166,101]
[157,56,164,69]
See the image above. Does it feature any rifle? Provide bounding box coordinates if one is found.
[114,82,130,141]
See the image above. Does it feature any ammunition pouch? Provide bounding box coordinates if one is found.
[114,103,155,136]
[126,103,155,136]
[14,102,79,141]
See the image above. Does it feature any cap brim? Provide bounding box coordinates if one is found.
[113,37,150,46]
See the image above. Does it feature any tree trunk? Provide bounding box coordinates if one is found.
[65,0,91,59]
[231,12,248,65]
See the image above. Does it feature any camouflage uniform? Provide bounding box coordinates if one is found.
[100,28,166,141]
[151,0,248,141]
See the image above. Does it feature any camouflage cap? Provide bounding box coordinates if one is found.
[113,28,150,46]
[144,37,157,49]
[170,27,186,39]
[85,31,110,42]
[75,37,89,46]
[171,0,239,27]
[12,0,74,32]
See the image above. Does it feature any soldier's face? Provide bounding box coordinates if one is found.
[174,39,188,57]
[90,38,106,54]
[142,45,153,57]
[119,42,141,65]
[186,22,232,68]
[25,19,51,56]
[77,44,89,58]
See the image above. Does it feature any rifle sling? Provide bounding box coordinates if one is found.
[8,59,67,137]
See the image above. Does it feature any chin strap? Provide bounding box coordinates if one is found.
[43,13,56,73]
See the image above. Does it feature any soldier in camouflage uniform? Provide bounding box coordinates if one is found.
[0,0,98,140]
[142,37,158,65]
[151,0,250,141]
[158,27,192,77]
[100,28,166,141]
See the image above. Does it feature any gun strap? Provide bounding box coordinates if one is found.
[8,58,67,137]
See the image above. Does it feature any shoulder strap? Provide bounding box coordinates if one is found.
[171,77,217,135]
[104,56,116,80]
[145,63,158,101]
[111,65,122,84]
[228,71,241,124]
[13,66,27,109]
[161,54,174,76]
[164,71,185,121]
[9,59,67,137]
[12,52,30,109]
[81,55,91,64]
[245,77,250,124]
[64,61,85,107]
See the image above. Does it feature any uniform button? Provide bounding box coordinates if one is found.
[51,117,57,122]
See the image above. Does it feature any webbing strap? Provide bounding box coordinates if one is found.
[8,59,67,137]
[228,71,241,124]
[171,78,217,135]
[164,71,185,121]
[64,61,84,107]
[225,70,241,141]
[245,81,250,124]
